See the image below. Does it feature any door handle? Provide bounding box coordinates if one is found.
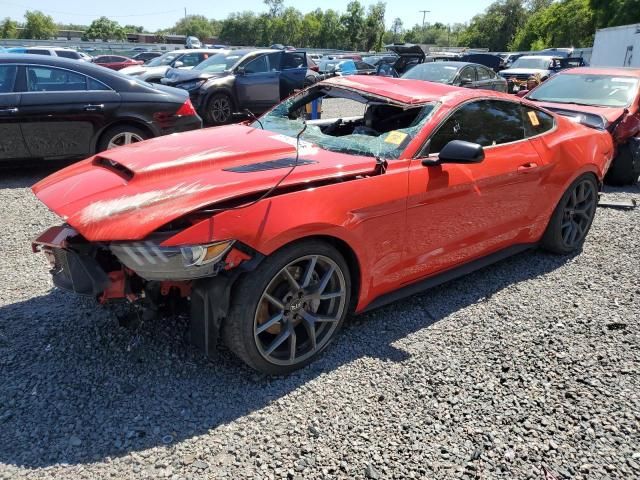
[83,104,104,111]
[0,107,18,114]
[517,162,539,172]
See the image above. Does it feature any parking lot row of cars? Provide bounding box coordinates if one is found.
[0,42,638,185]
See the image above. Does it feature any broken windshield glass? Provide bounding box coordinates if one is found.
[256,86,438,160]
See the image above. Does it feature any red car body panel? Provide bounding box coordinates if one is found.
[94,57,143,71]
[32,76,614,312]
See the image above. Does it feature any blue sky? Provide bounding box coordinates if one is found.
[0,0,495,31]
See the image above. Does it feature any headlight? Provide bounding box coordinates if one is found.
[110,239,234,281]
[179,79,206,91]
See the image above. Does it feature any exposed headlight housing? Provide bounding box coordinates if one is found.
[178,79,206,91]
[110,239,234,281]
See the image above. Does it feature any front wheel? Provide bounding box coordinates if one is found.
[541,174,598,254]
[97,125,148,152]
[223,240,351,375]
[205,93,234,125]
[604,143,640,186]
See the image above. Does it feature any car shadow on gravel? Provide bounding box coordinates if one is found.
[0,160,75,189]
[0,248,573,468]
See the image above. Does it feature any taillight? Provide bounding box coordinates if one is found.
[175,98,197,117]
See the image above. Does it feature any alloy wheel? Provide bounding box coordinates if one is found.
[107,132,144,149]
[210,96,232,123]
[253,255,347,366]
[561,178,597,249]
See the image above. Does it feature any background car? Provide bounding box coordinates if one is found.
[318,59,376,76]
[526,67,640,185]
[162,48,315,125]
[402,62,508,92]
[376,43,426,77]
[31,75,612,374]
[186,36,202,49]
[499,55,563,92]
[0,54,201,162]
[131,51,162,64]
[92,55,143,71]
[5,46,89,61]
[120,49,217,83]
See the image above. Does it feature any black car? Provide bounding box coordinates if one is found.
[402,62,508,92]
[132,51,162,64]
[162,49,315,125]
[376,44,426,77]
[0,54,202,162]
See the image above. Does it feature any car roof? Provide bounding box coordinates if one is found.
[166,48,221,54]
[0,53,126,78]
[320,75,513,106]
[419,61,486,69]
[517,55,558,61]
[559,66,640,78]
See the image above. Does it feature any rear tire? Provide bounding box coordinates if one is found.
[604,144,640,186]
[223,240,351,375]
[541,174,598,254]
[204,93,234,125]
[97,125,148,152]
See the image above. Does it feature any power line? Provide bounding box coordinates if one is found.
[0,0,183,18]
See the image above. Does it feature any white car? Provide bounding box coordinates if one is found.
[119,49,218,83]
[5,46,91,61]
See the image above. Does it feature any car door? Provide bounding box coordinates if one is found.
[402,99,546,283]
[0,64,29,160]
[475,66,497,91]
[456,66,476,88]
[280,51,307,90]
[17,65,120,159]
[235,53,280,111]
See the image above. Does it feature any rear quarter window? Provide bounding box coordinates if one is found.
[522,107,555,137]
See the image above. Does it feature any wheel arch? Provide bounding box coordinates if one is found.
[92,118,157,153]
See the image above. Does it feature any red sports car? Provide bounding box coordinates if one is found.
[92,55,143,71]
[525,67,640,185]
[32,76,613,374]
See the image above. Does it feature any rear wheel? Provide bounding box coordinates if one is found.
[205,93,233,125]
[223,240,351,375]
[604,143,640,186]
[97,125,148,152]
[541,174,598,254]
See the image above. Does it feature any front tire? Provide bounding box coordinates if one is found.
[223,240,351,375]
[205,93,234,125]
[604,143,640,186]
[541,174,598,254]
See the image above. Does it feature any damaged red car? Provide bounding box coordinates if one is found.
[32,75,613,374]
[525,67,640,185]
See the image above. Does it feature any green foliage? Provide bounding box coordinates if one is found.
[170,15,215,39]
[83,17,126,41]
[124,25,145,34]
[0,17,19,39]
[589,0,640,27]
[22,10,57,40]
[458,0,527,50]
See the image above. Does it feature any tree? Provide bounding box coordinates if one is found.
[512,0,595,50]
[589,0,640,28]
[458,0,528,50]
[0,17,18,39]
[362,2,386,51]
[390,17,404,43]
[124,25,145,33]
[83,17,126,41]
[170,15,214,39]
[22,10,57,40]
[341,1,365,50]
[318,9,345,49]
[264,0,284,17]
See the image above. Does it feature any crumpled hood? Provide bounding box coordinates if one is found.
[120,65,174,77]
[32,125,378,242]
[163,68,227,84]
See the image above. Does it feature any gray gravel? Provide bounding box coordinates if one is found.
[0,161,639,480]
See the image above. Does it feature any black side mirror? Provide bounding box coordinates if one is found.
[422,140,484,166]
[459,79,472,86]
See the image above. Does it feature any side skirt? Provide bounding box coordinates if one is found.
[362,243,537,313]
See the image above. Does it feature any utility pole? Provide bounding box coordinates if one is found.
[184,7,187,19]
[419,10,430,28]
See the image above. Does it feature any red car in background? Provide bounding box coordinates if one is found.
[92,55,143,71]
[32,76,612,374]
[525,67,640,185]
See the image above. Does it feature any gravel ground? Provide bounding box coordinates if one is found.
[1,158,639,479]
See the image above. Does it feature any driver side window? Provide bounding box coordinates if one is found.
[427,100,525,154]
[244,55,269,74]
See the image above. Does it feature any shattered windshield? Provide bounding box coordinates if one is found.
[256,86,437,160]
